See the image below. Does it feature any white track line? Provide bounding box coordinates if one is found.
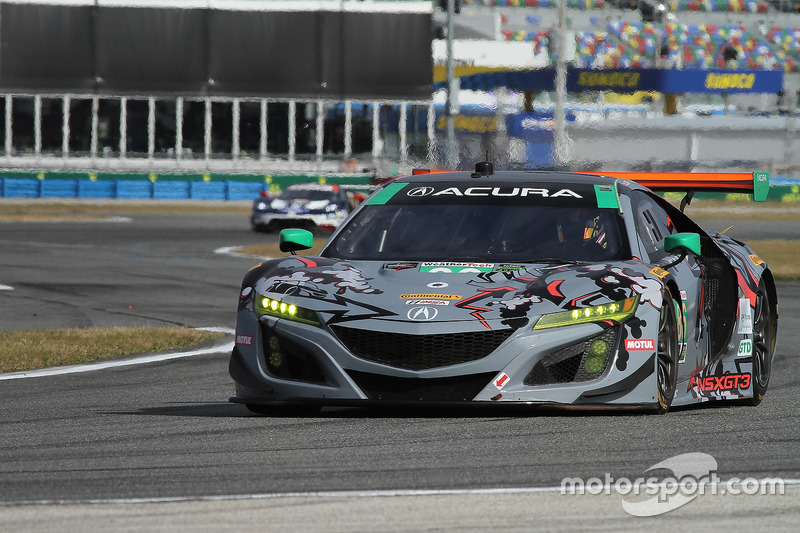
[0,284,13,290]
[3,480,799,507]
[214,245,260,259]
[0,328,234,381]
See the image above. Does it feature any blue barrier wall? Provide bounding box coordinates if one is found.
[0,177,269,201]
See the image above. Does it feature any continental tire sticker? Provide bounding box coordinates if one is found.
[400,293,461,300]
[749,254,764,266]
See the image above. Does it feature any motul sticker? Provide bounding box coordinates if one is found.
[235,334,253,346]
[494,373,510,390]
[738,298,753,334]
[625,338,655,351]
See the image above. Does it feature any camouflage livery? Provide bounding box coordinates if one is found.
[229,169,778,413]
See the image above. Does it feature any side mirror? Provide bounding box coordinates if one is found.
[660,232,701,269]
[664,232,701,256]
[279,228,314,254]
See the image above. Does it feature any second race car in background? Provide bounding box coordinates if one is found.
[251,183,355,233]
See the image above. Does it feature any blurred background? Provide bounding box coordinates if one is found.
[0,0,798,185]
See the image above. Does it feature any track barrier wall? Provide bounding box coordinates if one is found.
[0,173,373,201]
[0,172,798,202]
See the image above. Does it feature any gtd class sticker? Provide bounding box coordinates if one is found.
[738,338,753,357]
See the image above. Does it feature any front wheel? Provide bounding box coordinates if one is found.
[747,283,775,405]
[655,289,680,414]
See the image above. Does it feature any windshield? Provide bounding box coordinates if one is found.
[323,203,628,263]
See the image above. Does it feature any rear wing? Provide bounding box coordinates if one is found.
[591,171,770,208]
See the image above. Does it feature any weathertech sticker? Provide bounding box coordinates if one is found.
[421,262,494,273]
[625,339,655,351]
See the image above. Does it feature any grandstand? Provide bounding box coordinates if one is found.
[458,0,800,71]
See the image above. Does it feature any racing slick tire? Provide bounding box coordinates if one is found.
[747,282,775,406]
[655,288,680,414]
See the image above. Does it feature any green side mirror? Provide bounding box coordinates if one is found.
[664,232,701,257]
[279,228,314,254]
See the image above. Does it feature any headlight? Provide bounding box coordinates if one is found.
[533,295,639,330]
[255,201,268,210]
[254,294,320,326]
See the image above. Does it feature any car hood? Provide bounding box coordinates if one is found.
[248,256,665,330]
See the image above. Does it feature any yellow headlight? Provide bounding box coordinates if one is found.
[254,294,320,326]
[533,295,639,330]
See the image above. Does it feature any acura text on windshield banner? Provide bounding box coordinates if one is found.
[371,182,601,207]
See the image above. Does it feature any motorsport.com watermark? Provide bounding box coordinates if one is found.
[560,452,785,517]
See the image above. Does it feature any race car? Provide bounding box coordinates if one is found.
[230,162,777,414]
[251,183,353,233]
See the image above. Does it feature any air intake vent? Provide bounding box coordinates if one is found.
[330,325,513,370]
[524,327,619,386]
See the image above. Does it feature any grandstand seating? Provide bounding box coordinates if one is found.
[466,0,772,11]
[498,19,798,71]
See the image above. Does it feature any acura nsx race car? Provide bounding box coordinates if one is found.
[230,163,778,414]
[251,183,353,233]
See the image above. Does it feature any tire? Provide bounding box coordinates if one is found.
[655,289,680,414]
[747,283,775,406]
[245,403,322,417]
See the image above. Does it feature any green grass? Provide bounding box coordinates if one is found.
[0,326,225,373]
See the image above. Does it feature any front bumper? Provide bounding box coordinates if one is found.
[229,309,661,409]
[251,211,347,231]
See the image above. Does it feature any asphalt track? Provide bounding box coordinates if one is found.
[1,204,799,531]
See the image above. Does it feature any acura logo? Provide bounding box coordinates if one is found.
[407,306,438,321]
[406,186,435,197]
